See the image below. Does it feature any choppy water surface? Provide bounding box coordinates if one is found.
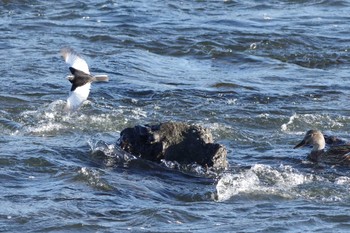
[1,0,350,232]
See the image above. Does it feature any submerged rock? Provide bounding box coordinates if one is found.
[118,122,228,169]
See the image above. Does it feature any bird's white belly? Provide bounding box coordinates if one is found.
[65,83,91,111]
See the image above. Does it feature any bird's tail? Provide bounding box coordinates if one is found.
[92,75,109,82]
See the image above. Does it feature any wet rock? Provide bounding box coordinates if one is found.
[118,122,228,169]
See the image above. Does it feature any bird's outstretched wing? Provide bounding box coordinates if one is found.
[61,47,90,75]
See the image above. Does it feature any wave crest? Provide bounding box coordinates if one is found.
[216,164,350,202]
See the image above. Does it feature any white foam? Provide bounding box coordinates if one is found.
[281,113,344,133]
[226,98,237,105]
[88,137,137,166]
[335,176,350,185]
[27,122,64,134]
[281,113,297,132]
[216,168,260,201]
[79,167,90,176]
[88,138,116,155]
[15,100,128,136]
[216,164,316,202]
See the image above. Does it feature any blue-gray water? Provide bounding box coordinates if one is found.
[1,0,350,232]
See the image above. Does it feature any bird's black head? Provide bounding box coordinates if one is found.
[69,67,76,75]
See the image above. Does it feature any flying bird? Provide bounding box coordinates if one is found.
[60,47,109,112]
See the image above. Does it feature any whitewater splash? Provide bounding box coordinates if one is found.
[0,100,136,136]
[216,164,350,202]
[88,137,138,168]
[281,113,344,133]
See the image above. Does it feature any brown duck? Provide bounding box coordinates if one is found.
[294,130,350,165]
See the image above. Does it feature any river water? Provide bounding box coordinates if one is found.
[1,0,350,232]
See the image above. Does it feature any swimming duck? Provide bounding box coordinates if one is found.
[294,129,350,165]
[60,47,109,112]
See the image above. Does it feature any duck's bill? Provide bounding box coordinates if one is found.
[294,139,306,149]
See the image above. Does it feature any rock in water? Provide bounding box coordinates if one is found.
[118,122,228,169]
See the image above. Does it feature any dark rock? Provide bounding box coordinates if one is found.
[118,122,228,169]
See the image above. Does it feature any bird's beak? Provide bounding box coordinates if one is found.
[294,139,306,149]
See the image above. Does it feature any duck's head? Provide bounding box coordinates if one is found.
[294,130,326,151]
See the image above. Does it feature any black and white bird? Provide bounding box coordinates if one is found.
[60,47,109,112]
